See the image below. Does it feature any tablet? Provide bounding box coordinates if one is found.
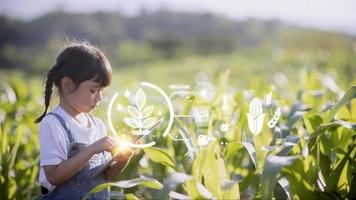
[90,118,163,179]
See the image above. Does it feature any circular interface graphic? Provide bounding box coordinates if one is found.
[107,82,174,148]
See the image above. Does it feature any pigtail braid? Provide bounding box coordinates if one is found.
[35,66,57,123]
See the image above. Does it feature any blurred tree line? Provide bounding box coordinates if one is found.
[0,9,355,73]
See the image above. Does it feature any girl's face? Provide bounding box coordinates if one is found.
[64,78,103,113]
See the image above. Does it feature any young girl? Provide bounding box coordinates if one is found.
[36,42,133,199]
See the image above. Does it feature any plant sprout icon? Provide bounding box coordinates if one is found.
[246,98,265,135]
[124,88,157,135]
[268,106,281,128]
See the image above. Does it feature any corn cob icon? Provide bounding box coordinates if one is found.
[246,98,265,135]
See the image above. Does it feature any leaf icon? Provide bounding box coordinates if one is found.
[142,105,154,118]
[124,117,139,128]
[125,87,157,135]
[142,118,156,129]
[128,105,140,118]
[135,88,146,110]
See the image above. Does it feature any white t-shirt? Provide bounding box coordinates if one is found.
[39,106,111,191]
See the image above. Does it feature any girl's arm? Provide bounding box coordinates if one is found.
[43,136,115,186]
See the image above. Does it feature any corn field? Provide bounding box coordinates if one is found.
[0,63,355,200]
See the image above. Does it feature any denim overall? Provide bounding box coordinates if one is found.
[40,112,109,200]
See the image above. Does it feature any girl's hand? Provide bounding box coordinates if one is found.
[89,136,116,154]
[112,147,134,163]
[111,137,142,163]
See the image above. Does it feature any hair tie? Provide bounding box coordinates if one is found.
[48,64,59,80]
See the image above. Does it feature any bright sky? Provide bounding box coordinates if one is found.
[0,0,355,35]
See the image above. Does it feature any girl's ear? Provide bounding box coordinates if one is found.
[61,77,75,94]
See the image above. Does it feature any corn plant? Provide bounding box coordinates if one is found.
[0,63,355,200]
[0,77,41,200]
[84,71,355,200]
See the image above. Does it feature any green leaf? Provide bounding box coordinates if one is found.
[192,141,227,198]
[158,172,192,198]
[125,193,139,200]
[242,142,258,169]
[168,191,190,200]
[310,120,356,139]
[184,179,201,199]
[143,147,176,169]
[239,170,261,192]
[326,85,356,122]
[203,141,226,198]
[331,120,356,130]
[83,183,114,200]
[304,115,323,133]
[114,177,163,189]
[338,128,355,151]
[287,111,305,128]
[348,171,356,199]
[276,135,300,156]
[9,125,25,169]
[0,82,17,104]
[225,142,243,160]
[184,178,214,199]
[261,155,299,200]
[274,177,293,200]
[83,177,163,200]
[175,118,197,159]
[221,180,240,200]
[0,125,7,155]
[281,157,320,199]
[325,143,356,192]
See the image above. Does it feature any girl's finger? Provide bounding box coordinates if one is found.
[107,139,116,148]
[107,145,114,152]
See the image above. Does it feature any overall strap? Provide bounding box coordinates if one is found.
[47,112,77,150]
[87,114,97,127]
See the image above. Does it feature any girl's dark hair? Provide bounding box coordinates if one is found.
[35,42,112,123]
